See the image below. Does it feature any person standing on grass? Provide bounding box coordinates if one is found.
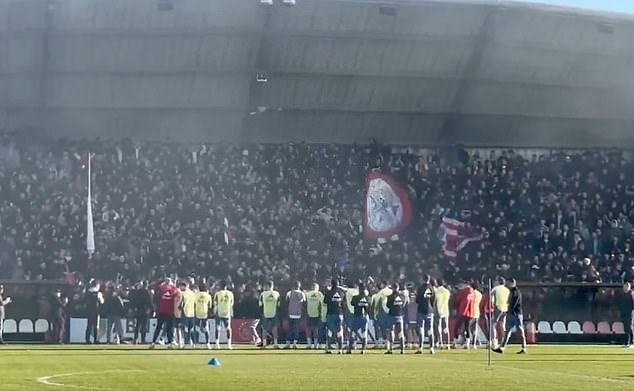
[214,281,234,350]
[492,278,527,355]
[373,281,392,349]
[323,278,347,354]
[0,284,12,344]
[481,288,494,348]
[285,281,306,350]
[105,287,126,345]
[491,277,510,349]
[181,281,196,348]
[49,289,68,344]
[384,283,407,355]
[194,282,212,348]
[370,284,386,349]
[618,282,634,348]
[131,281,153,344]
[405,285,418,350]
[455,282,475,349]
[259,281,280,349]
[434,280,451,350]
[347,283,370,354]
[101,286,114,343]
[84,281,104,344]
[172,282,184,348]
[305,282,323,350]
[415,276,435,355]
[150,278,179,349]
[470,282,483,349]
[241,287,261,346]
[343,281,359,342]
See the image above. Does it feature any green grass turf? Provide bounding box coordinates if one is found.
[3,345,634,391]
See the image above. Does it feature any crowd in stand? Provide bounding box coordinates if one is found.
[2,136,634,298]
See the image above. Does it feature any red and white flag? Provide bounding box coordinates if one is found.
[440,217,482,257]
[364,172,412,240]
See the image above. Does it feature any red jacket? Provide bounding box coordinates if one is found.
[457,287,475,318]
[156,283,179,316]
[481,293,494,315]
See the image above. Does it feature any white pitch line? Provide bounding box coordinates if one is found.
[36,369,142,390]
[425,353,634,385]
[491,362,634,384]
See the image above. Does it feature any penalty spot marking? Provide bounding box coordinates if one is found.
[36,369,142,390]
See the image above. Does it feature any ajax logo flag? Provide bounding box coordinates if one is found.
[364,172,412,240]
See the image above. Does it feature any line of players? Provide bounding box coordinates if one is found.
[147,275,527,354]
[149,279,235,349]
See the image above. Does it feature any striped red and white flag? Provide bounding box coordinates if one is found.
[439,217,483,258]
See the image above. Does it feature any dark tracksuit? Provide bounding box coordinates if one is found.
[130,288,153,343]
[84,290,102,344]
[49,295,67,344]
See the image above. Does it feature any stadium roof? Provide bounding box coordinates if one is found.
[436,1,634,17]
[3,0,634,147]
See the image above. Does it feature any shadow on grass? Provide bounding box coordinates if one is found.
[0,348,339,356]
[502,357,634,365]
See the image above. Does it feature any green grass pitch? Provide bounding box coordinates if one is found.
[3,345,634,391]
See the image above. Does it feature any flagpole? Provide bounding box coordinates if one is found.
[86,153,95,256]
[487,277,492,369]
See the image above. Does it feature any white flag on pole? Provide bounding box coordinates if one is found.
[86,153,95,254]
[223,217,230,245]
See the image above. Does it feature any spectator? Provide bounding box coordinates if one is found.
[1,139,634,291]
